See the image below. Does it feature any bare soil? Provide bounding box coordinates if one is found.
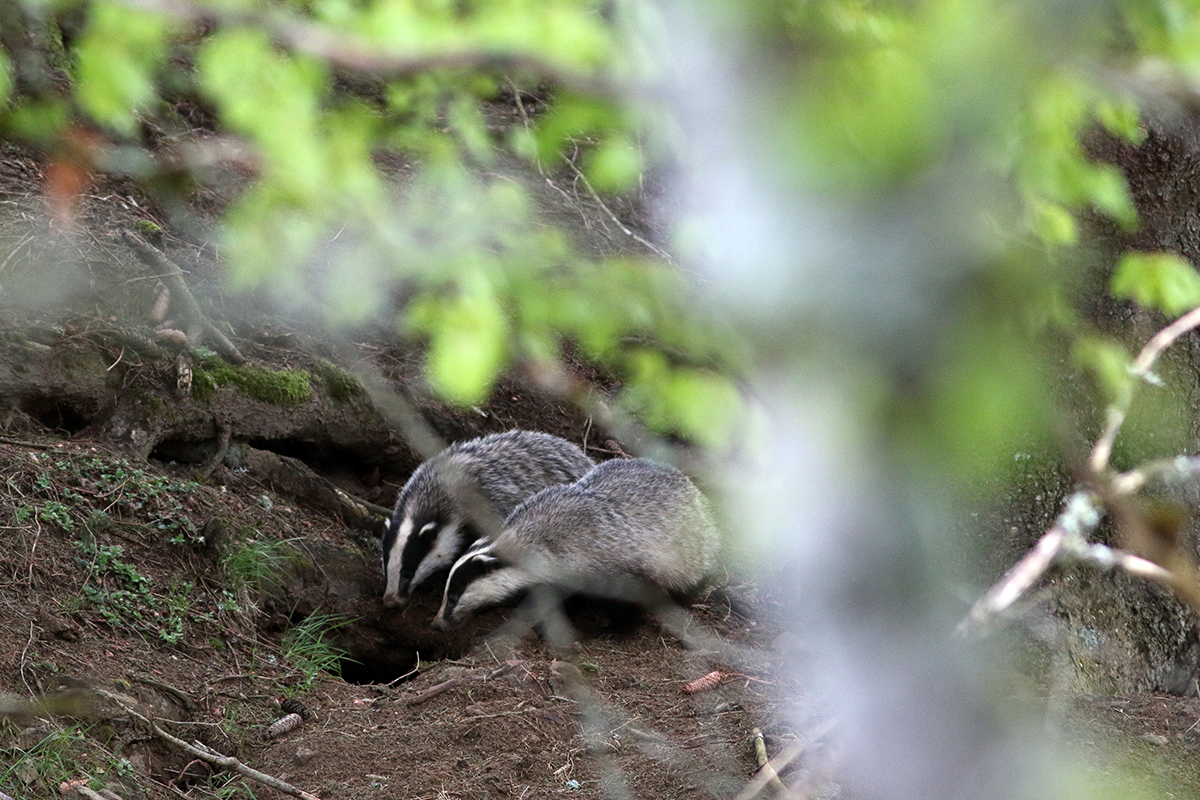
[0,434,816,800]
[0,141,822,800]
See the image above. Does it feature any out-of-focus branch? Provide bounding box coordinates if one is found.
[965,305,1200,636]
[1088,304,1200,474]
[113,0,620,98]
[958,491,1101,636]
[1112,455,1200,495]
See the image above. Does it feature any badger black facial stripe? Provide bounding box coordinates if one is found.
[398,518,439,581]
[381,430,595,605]
[443,554,500,620]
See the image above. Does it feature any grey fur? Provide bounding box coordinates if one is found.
[434,457,721,627]
[381,430,594,607]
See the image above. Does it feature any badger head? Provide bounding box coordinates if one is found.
[382,509,450,608]
[432,543,509,629]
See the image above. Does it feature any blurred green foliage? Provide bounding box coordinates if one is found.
[2,0,1200,463]
[0,0,745,447]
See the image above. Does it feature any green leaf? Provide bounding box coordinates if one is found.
[74,1,169,135]
[585,138,644,194]
[1073,335,1134,405]
[0,50,12,107]
[1030,199,1078,246]
[5,97,70,142]
[1112,251,1200,317]
[1095,97,1145,145]
[1084,163,1137,228]
[421,271,509,405]
[660,368,743,449]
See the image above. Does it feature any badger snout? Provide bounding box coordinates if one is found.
[431,613,452,631]
[381,592,405,609]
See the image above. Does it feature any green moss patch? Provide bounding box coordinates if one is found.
[192,356,312,406]
[312,358,363,403]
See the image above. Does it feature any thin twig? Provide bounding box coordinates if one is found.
[96,689,322,800]
[20,620,36,695]
[958,492,1102,636]
[558,152,675,263]
[1111,455,1200,496]
[131,674,198,711]
[403,678,463,706]
[386,652,420,687]
[1089,304,1200,474]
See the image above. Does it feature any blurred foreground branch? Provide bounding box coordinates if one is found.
[962,306,1200,635]
[114,0,617,96]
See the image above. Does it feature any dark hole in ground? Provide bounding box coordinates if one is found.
[151,435,218,465]
[322,598,470,685]
[21,396,91,436]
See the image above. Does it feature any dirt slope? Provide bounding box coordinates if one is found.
[0,435,815,800]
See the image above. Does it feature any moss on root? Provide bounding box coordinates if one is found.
[192,357,312,406]
[312,358,363,403]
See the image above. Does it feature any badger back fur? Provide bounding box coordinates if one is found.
[381,430,594,607]
[433,457,721,627]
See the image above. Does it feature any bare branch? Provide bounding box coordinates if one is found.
[958,491,1102,637]
[1088,304,1200,474]
[1112,455,1200,496]
[113,0,620,98]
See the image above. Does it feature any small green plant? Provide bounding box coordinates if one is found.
[16,456,201,542]
[280,612,355,690]
[0,724,91,797]
[220,537,292,593]
[74,540,193,644]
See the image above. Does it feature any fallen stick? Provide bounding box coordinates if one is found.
[96,689,321,800]
[403,662,517,706]
[403,678,463,706]
[751,728,788,793]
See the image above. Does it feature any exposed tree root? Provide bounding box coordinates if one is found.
[120,229,246,365]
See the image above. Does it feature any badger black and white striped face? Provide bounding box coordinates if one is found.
[433,545,504,628]
[381,511,443,608]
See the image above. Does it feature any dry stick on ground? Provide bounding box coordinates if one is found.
[402,662,517,706]
[95,689,322,800]
[750,728,788,794]
[960,306,1200,636]
[119,230,246,365]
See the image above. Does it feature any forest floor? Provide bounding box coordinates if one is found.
[0,434,817,800]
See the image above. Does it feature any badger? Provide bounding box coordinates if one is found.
[381,430,594,608]
[432,457,721,629]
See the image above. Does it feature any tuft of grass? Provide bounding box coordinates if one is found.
[0,723,130,798]
[281,612,356,690]
[220,537,293,593]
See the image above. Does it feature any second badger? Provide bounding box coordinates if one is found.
[433,457,721,628]
[381,430,595,608]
